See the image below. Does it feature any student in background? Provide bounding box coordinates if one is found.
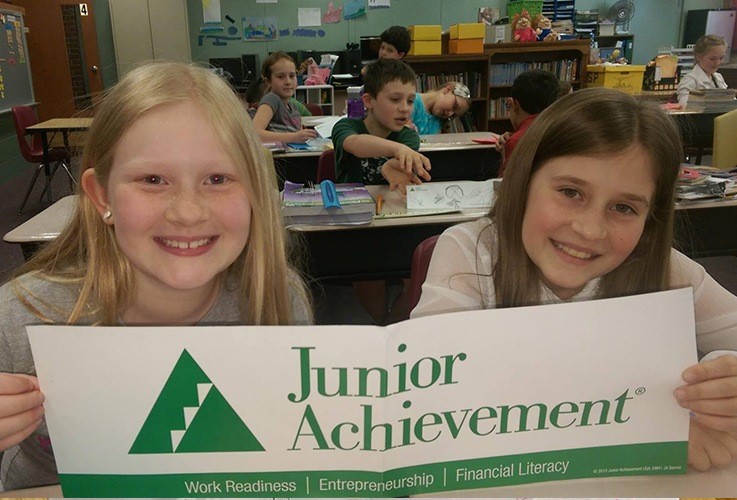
[677,34,729,107]
[253,52,317,143]
[495,69,560,176]
[410,81,472,135]
[244,79,311,119]
[412,87,737,471]
[333,58,431,192]
[332,58,431,325]
[0,62,312,490]
[361,25,412,77]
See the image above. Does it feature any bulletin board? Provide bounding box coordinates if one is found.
[0,4,34,114]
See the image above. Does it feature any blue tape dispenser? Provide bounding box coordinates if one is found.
[320,180,341,208]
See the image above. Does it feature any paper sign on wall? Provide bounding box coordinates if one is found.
[29,289,696,497]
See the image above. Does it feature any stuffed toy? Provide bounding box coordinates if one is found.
[532,14,560,42]
[512,10,537,43]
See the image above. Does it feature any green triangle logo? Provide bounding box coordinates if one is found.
[129,349,265,454]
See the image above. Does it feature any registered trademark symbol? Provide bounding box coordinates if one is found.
[635,387,646,395]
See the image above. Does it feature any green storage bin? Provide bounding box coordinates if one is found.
[507,0,543,19]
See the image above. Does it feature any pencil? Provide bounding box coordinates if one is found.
[376,194,383,215]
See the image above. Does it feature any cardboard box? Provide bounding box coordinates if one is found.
[409,25,441,41]
[585,64,646,94]
[598,23,615,36]
[449,38,484,54]
[450,23,485,40]
[486,24,511,43]
[408,40,442,56]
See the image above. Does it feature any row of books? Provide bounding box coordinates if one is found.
[446,109,478,133]
[489,59,578,86]
[489,98,511,119]
[686,88,737,113]
[414,71,483,98]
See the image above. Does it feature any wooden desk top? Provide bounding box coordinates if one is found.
[3,195,75,243]
[272,131,499,158]
[287,184,490,233]
[26,117,93,131]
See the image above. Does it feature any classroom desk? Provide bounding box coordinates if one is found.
[6,192,737,280]
[26,118,93,202]
[293,187,737,281]
[289,185,490,281]
[0,461,735,497]
[273,131,501,186]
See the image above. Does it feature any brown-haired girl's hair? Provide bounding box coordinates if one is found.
[490,87,682,308]
[261,51,296,81]
[13,61,311,326]
[694,34,727,56]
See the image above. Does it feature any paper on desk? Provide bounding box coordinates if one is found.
[314,115,344,138]
[406,179,495,210]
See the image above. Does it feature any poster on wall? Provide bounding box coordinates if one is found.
[298,8,321,27]
[343,0,366,19]
[478,6,500,25]
[323,2,342,23]
[202,0,221,23]
[243,16,277,41]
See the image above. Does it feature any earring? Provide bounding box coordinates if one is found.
[103,209,113,221]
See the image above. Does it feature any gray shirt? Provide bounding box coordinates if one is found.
[0,272,312,490]
[259,91,302,133]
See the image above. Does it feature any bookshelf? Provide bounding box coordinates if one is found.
[404,41,590,134]
[484,39,591,134]
[404,54,491,132]
[295,85,334,115]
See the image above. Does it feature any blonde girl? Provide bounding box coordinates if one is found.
[0,61,312,490]
[411,81,472,135]
[253,51,317,143]
[677,34,729,106]
[412,87,737,471]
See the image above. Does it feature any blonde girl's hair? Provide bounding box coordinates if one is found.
[13,61,311,326]
[694,34,727,56]
[489,87,682,308]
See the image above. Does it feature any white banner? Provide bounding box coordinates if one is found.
[28,289,696,497]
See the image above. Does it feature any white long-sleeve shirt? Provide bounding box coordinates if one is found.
[411,218,737,356]
[677,63,728,106]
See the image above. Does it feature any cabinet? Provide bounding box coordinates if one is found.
[295,85,334,115]
[109,0,190,76]
[485,39,590,134]
[404,54,491,132]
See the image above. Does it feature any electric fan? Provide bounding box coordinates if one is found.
[608,0,635,34]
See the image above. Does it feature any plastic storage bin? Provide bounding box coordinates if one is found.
[507,0,544,19]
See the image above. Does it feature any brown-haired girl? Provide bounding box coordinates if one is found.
[412,87,737,471]
[252,51,317,143]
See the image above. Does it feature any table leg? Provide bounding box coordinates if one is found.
[40,131,52,203]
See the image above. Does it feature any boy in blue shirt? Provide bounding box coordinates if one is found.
[332,58,431,192]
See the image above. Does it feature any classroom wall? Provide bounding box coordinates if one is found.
[185,0,707,67]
